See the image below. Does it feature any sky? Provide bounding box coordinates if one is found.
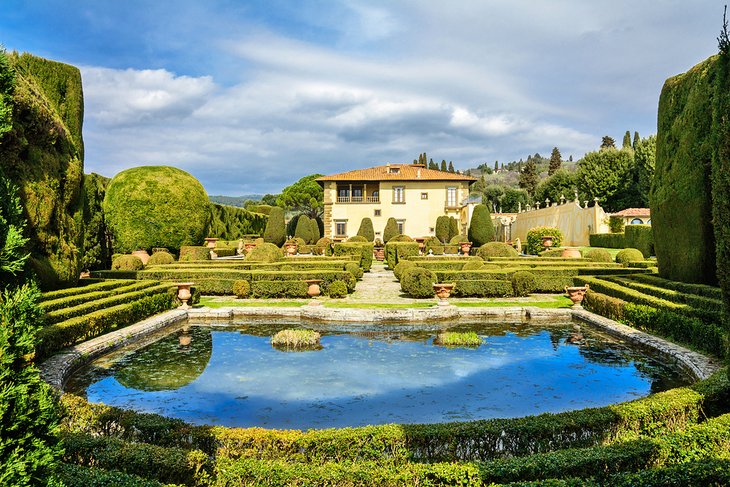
[1,1,725,195]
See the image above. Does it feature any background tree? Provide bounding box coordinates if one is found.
[440,160,447,171]
[435,215,450,243]
[383,217,399,242]
[448,161,455,173]
[501,188,529,213]
[600,136,616,150]
[548,147,562,176]
[294,214,312,243]
[356,217,375,241]
[534,169,578,205]
[576,148,633,212]
[263,206,286,246]
[468,204,495,246]
[518,158,539,197]
[0,169,28,287]
[622,130,632,149]
[494,161,499,172]
[633,131,640,149]
[0,47,13,136]
[633,135,657,207]
[276,174,324,219]
[482,184,506,212]
[428,159,438,170]
[260,194,278,206]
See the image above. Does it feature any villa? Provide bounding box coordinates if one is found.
[612,207,651,225]
[317,163,477,240]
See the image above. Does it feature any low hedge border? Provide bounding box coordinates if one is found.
[452,279,514,297]
[40,281,161,313]
[40,279,138,302]
[589,233,625,248]
[628,274,723,300]
[250,280,309,298]
[91,270,141,280]
[59,370,729,464]
[601,275,723,311]
[56,463,168,487]
[333,242,374,271]
[384,241,420,268]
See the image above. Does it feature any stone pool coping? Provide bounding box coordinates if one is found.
[40,306,721,390]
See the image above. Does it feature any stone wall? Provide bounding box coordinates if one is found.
[511,201,609,246]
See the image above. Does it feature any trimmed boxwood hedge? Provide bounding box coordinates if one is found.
[384,241,419,268]
[452,279,513,297]
[56,463,168,487]
[40,279,138,302]
[179,246,211,262]
[589,233,625,249]
[250,280,309,298]
[40,281,160,313]
[333,242,373,271]
[624,224,654,258]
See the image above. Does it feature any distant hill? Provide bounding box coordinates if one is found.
[209,195,264,207]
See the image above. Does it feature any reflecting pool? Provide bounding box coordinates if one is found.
[65,319,691,429]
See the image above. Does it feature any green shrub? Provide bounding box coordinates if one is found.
[527,226,563,255]
[394,260,416,281]
[146,250,175,266]
[103,166,211,253]
[56,463,168,487]
[616,248,645,264]
[213,247,236,257]
[476,241,518,259]
[112,254,144,271]
[293,214,312,243]
[344,262,363,279]
[178,246,210,261]
[435,215,451,243]
[452,279,513,297]
[232,280,250,298]
[434,331,482,347]
[314,237,332,256]
[308,217,320,243]
[609,215,625,233]
[540,248,565,257]
[444,244,459,254]
[423,236,445,255]
[346,235,367,242]
[584,248,613,262]
[583,290,626,321]
[401,267,436,298]
[511,270,537,297]
[208,203,267,241]
[462,260,484,271]
[356,217,375,241]
[390,234,414,242]
[589,233,626,248]
[624,224,654,258]
[467,204,495,246]
[449,234,469,244]
[449,216,459,241]
[333,242,373,271]
[383,217,399,243]
[328,280,348,298]
[250,280,308,298]
[247,242,283,262]
[41,281,160,313]
[262,207,286,247]
[384,241,419,268]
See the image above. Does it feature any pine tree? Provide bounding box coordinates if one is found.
[600,136,616,150]
[440,160,447,171]
[633,131,640,149]
[448,161,455,173]
[622,130,632,149]
[383,217,399,243]
[519,158,539,196]
[428,160,438,170]
[468,204,495,246]
[356,217,375,241]
[548,147,562,176]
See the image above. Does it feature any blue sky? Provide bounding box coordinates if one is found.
[1,1,724,194]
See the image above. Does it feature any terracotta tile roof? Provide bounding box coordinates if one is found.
[317,164,478,183]
[612,208,651,217]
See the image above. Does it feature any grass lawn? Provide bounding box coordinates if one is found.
[199,297,308,308]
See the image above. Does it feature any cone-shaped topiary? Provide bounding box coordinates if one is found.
[308,217,321,243]
[383,217,399,243]
[435,215,450,243]
[294,215,312,243]
[467,204,495,247]
[449,217,459,241]
[263,207,286,246]
[103,166,211,253]
[357,217,375,241]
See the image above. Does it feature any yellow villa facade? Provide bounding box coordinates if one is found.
[317,164,476,240]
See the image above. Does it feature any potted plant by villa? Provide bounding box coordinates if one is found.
[459,241,472,255]
[433,283,456,306]
[174,282,195,309]
[373,238,385,261]
[565,284,589,308]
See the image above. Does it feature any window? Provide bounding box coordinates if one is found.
[393,186,405,203]
[389,167,400,174]
[421,192,428,200]
[446,187,457,207]
[396,220,405,234]
[630,218,644,225]
[335,221,347,237]
[374,209,381,217]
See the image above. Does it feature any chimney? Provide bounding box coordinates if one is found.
[417,168,421,178]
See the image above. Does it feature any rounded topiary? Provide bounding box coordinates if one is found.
[400,267,437,298]
[263,207,286,247]
[616,248,644,264]
[462,260,484,271]
[389,234,414,242]
[584,248,613,262]
[315,237,332,256]
[435,215,451,243]
[103,166,211,253]
[383,217,399,243]
[424,236,445,255]
[357,217,375,242]
[540,249,564,257]
[287,237,306,248]
[294,215,313,244]
[232,280,251,298]
[112,254,144,270]
[345,262,363,279]
[247,242,282,262]
[511,271,536,297]
[526,226,563,255]
[449,234,469,244]
[468,204,496,247]
[347,235,368,243]
[308,217,321,244]
[476,242,518,259]
[328,280,348,298]
[393,260,416,281]
[147,251,175,266]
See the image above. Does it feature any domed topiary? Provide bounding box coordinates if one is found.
[540,249,564,257]
[356,217,375,242]
[390,234,414,242]
[462,260,484,271]
[383,217,399,243]
[401,267,437,298]
[345,262,363,279]
[449,234,469,244]
[315,237,332,256]
[263,207,286,247]
[147,251,175,266]
[232,280,251,298]
[112,254,144,270]
[394,260,416,281]
[247,242,282,262]
[476,242,518,259]
[468,204,496,247]
[511,271,536,297]
[294,215,313,244]
[103,166,211,253]
[328,280,348,298]
[347,235,368,243]
[616,248,644,264]
[584,248,613,262]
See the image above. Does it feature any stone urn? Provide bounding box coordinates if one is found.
[179,326,192,348]
[305,279,322,298]
[373,247,385,261]
[244,242,257,254]
[284,243,297,256]
[459,242,472,255]
[561,247,582,259]
[132,249,150,265]
[565,284,589,308]
[174,282,194,309]
[541,235,554,250]
[204,237,219,249]
[433,283,456,306]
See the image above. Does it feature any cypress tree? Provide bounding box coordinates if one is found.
[548,147,562,176]
[633,131,640,149]
[448,161,455,173]
[440,160,447,171]
[449,216,459,240]
[285,213,301,238]
[622,130,632,149]
[263,206,286,246]
[294,214,312,243]
[468,204,495,246]
[357,217,375,241]
[519,158,539,196]
[308,217,320,243]
[383,217,399,243]
[429,160,438,170]
[435,215,450,243]
[494,161,499,172]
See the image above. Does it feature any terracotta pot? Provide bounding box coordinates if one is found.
[541,236,554,249]
[244,242,257,254]
[565,284,589,308]
[373,247,385,261]
[132,250,150,265]
[174,282,194,309]
[561,247,582,259]
[285,243,297,256]
[459,242,472,255]
[179,331,192,347]
[433,283,455,306]
[204,237,219,249]
[305,279,322,298]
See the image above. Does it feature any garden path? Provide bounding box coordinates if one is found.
[346,262,422,304]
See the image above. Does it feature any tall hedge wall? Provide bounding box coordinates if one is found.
[652,56,717,284]
[208,203,267,240]
[80,173,111,271]
[0,52,85,288]
[712,48,730,319]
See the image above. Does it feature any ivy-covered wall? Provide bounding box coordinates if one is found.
[0,51,85,288]
[208,203,268,240]
[652,55,717,284]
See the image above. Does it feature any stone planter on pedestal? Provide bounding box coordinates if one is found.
[132,250,150,265]
[285,243,297,256]
[561,247,582,259]
[204,238,219,249]
[541,235,554,251]
[174,282,194,309]
[459,242,472,255]
[433,283,455,306]
[565,284,589,308]
[305,279,322,306]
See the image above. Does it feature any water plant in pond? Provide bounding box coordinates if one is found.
[271,329,321,350]
[434,331,482,347]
